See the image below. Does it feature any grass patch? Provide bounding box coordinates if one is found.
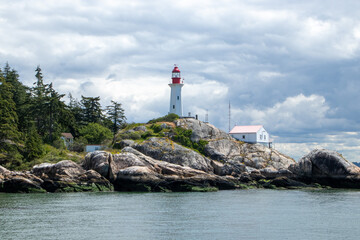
[148,113,179,124]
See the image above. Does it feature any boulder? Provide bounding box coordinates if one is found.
[133,137,214,173]
[84,148,237,192]
[0,166,45,193]
[291,149,360,188]
[175,118,231,142]
[3,176,45,193]
[32,160,113,192]
[133,125,147,132]
[82,151,112,178]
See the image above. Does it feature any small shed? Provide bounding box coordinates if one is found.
[60,133,74,148]
[85,145,104,152]
[229,125,271,147]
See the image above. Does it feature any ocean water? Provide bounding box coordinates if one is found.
[1,189,360,240]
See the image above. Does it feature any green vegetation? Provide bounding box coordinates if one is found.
[148,113,179,124]
[0,63,126,170]
[172,128,208,155]
[79,123,113,144]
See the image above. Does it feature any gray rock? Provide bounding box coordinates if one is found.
[293,149,360,177]
[3,177,45,193]
[175,118,231,142]
[133,137,214,173]
[119,140,136,148]
[0,166,45,193]
[32,160,113,192]
[176,119,295,174]
[83,151,112,178]
[134,125,147,132]
[84,149,237,191]
[290,149,360,188]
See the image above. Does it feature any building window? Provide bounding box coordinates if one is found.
[264,135,266,140]
[260,135,262,140]
[173,105,175,109]
[242,135,245,139]
[177,96,179,100]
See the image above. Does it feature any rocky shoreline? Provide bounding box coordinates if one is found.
[1,119,360,193]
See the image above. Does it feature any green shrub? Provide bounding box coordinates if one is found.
[150,123,162,133]
[79,123,113,144]
[120,131,141,140]
[148,113,179,124]
[141,131,153,139]
[172,128,208,155]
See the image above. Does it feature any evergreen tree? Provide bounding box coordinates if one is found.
[106,100,126,135]
[24,124,44,161]
[68,93,82,136]
[3,63,31,133]
[30,66,74,143]
[0,71,23,168]
[80,96,103,125]
[44,83,67,143]
[30,66,48,136]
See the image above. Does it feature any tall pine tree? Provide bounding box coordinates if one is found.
[80,96,103,125]
[31,66,48,136]
[106,100,126,135]
[4,63,31,133]
[0,71,23,168]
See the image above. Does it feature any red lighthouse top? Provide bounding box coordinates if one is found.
[172,65,181,84]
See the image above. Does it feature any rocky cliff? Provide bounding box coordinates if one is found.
[1,118,360,192]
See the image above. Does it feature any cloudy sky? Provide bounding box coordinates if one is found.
[1,0,360,161]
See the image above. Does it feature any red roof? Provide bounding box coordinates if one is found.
[229,125,263,134]
[172,66,180,72]
[61,133,74,139]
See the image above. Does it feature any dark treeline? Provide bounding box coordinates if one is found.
[0,63,126,169]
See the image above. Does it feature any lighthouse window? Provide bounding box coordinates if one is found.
[177,96,179,100]
[173,105,175,109]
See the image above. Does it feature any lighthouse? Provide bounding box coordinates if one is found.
[169,65,184,117]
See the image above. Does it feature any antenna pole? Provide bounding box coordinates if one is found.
[229,101,231,132]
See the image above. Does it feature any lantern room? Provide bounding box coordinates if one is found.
[172,65,181,84]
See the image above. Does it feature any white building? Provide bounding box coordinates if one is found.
[229,125,271,146]
[169,65,183,117]
[85,145,104,152]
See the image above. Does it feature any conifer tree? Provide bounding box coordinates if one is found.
[3,63,31,132]
[31,66,48,136]
[80,96,103,125]
[106,100,126,135]
[0,71,23,167]
[24,124,44,161]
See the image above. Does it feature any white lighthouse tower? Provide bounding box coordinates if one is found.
[169,65,183,117]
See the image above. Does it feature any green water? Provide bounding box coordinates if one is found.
[1,189,360,239]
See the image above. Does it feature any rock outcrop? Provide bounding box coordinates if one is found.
[176,118,296,176]
[290,149,360,188]
[83,148,237,192]
[32,160,113,192]
[133,137,214,173]
[0,160,113,193]
[0,166,45,193]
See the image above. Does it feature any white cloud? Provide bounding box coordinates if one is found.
[232,94,345,133]
[1,0,360,161]
[276,132,360,162]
